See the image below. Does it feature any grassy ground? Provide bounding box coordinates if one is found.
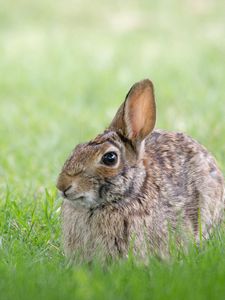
[0,0,225,299]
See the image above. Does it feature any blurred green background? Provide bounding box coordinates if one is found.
[0,1,224,299]
[1,0,224,190]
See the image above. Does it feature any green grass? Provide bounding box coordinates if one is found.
[0,0,225,299]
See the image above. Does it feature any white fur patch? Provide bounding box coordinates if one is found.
[138,140,146,160]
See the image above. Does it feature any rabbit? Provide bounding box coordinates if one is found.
[57,79,224,263]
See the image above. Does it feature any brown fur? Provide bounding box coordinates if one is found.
[57,79,224,263]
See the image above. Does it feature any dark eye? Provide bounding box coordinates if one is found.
[101,152,118,166]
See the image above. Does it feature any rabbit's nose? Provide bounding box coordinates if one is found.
[57,184,72,198]
[62,185,72,198]
[56,176,72,197]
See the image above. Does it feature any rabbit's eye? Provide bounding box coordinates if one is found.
[101,152,118,166]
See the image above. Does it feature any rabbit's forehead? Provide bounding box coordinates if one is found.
[74,142,114,159]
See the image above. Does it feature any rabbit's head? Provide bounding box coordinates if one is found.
[57,79,156,207]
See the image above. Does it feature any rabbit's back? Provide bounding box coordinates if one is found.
[145,130,224,240]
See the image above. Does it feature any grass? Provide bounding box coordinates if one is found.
[0,0,225,299]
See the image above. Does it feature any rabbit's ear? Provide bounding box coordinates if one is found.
[109,79,156,146]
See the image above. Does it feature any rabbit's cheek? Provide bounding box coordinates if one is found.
[65,177,98,205]
[73,177,92,193]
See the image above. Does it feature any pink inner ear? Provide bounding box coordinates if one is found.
[108,79,156,142]
[125,87,156,141]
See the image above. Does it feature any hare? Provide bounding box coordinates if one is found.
[57,79,224,263]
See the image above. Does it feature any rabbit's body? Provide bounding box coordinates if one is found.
[57,80,224,263]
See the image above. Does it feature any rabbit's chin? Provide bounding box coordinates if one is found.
[65,192,103,209]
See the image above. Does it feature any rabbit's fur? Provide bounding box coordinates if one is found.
[57,79,224,263]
